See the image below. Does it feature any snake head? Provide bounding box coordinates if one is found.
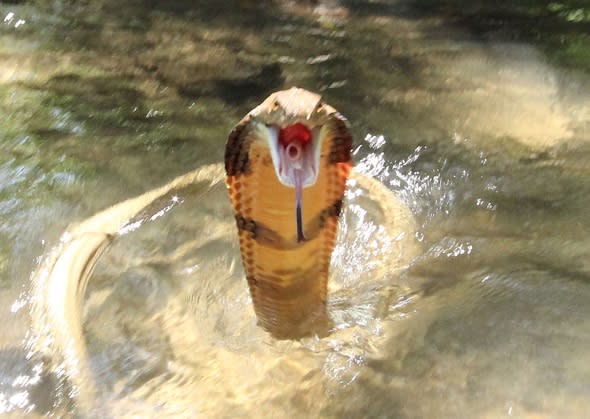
[249,87,335,242]
[250,87,333,190]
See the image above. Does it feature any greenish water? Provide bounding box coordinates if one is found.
[1,0,589,417]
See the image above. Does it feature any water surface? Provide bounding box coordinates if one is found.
[1,0,589,417]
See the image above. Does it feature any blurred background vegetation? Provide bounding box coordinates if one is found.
[410,0,590,72]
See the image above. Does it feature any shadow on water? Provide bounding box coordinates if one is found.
[405,0,590,72]
[5,0,294,133]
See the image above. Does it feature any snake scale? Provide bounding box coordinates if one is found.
[28,88,418,415]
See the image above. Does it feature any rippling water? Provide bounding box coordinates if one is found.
[1,0,589,417]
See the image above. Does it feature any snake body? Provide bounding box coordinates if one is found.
[28,88,419,415]
[225,88,352,338]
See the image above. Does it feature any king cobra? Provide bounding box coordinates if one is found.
[28,87,418,415]
[225,87,352,338]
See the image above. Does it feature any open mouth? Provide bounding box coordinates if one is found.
[265,122,322,242]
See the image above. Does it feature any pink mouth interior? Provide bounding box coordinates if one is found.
[278,123,312,242]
